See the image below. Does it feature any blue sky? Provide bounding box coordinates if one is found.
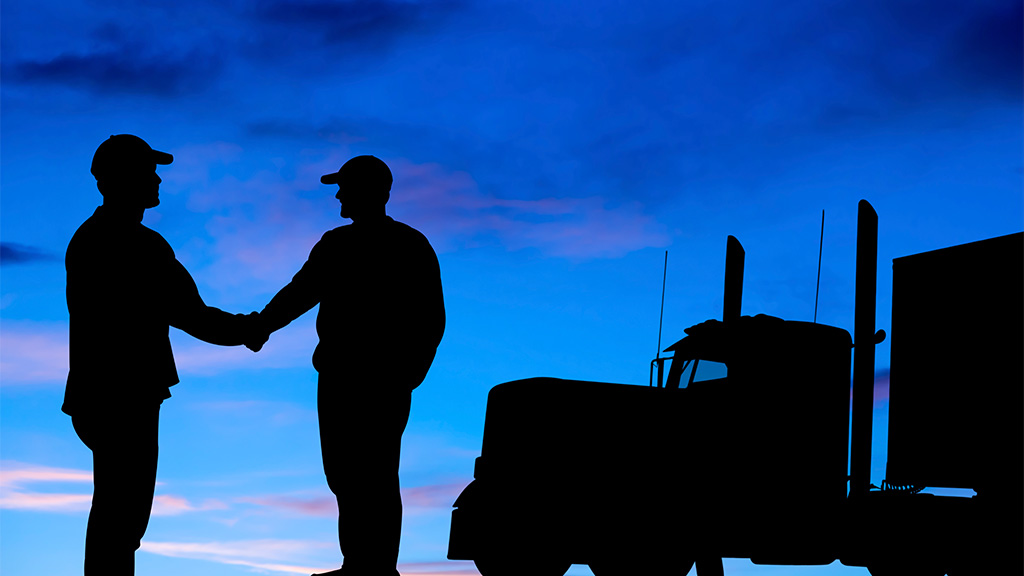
[1,0,1021,574]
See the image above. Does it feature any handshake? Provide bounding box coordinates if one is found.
[242,311,271,353]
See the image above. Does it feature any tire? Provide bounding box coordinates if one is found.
[868,562,945,576]
[474,557,571,576]
[694,557,723,576]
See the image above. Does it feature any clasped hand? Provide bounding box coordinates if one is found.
[243,311,270,352]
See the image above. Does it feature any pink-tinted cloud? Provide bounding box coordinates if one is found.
[846,369,890,405]
[164,141,245,190]
[236,493,337,517]
[387,158,670,259]
[142,539,481,576]
[0,461,92,487]
[0,461,93,513]
[171,148,347,296]
[0,461,225,516]
[0,491,92,512]
[397,561,480,576]
[873,368,890,403]
[0,316,317,388]
[402,481,470,510]
[0,321,69,384]
[237,480,471,519]
[151,494,229,516]
[170,147,670,300]
[140,539,335,575]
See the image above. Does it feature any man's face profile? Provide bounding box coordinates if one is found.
[101,162,163,210]
[134,165,162,209]
[335,183,379,220]
[104,164,162,209]
[335,184,350,218]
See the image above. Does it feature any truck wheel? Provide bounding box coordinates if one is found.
[694,557,724,576]
[474,557,571,576]
[867,562,945,576]
[589,557,694,576]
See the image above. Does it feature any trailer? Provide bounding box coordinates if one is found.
[447,201,1023,576]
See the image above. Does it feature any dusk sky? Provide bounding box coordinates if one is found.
[1,0,1021,575]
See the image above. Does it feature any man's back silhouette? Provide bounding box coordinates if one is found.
[65,134,257,576]
[253,155,445,576]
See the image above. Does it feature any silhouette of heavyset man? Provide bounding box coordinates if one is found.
[250,155,445,576]
[64,134,260,576]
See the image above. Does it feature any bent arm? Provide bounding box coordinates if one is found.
[167,260,256,346]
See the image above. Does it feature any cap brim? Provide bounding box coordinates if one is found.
[153,150,173,165]
[321,172,342,185]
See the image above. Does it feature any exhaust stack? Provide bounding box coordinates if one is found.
[850,200,878,499]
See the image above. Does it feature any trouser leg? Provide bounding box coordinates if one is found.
[319,380,411,575]
[73,405,160,576]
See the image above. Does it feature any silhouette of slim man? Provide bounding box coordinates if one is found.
[250,155,445,576]
[64,134,261,576]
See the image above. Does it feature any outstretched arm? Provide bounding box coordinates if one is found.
[256,260,319,332]
[246,238,329,351]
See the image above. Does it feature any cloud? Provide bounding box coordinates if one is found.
[164,148,343,296]
[0,321,69,384]
[845,369,890,405]
[0,461,227,515]
[0,491,223,516]
[0,462,94,514]
[254,0,461,35]
[140,539,335,575]
[237,480,470,519]
[142,539,480,576]
[0,242,59,265]
[169,147,669,307]
[943,0,1022,99]
[0,461,92,488]
[8,45,222,96]
[387,159,671,259]
[401,481,469,509]
[471,0,1024,200]
[244,0,465,61]
[363,156,670,258]
[0,491,93,512]
[873,368,890,403]
[151,494,230,516]
[0,317,316,387]
[0,461,95,514]
[236,493,337,517]
[398,562,480,576]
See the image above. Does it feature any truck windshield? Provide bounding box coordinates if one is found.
[679,359,727,387]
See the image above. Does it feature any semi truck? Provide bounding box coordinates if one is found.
[446,200,1022,576]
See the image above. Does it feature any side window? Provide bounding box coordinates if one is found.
[678,359,728,387]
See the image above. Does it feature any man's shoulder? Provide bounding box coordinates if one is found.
[319,223,355,243]
[318,218,434,253]
[68,210,173,258]
[308,224,355,257]
[387,218,433,245]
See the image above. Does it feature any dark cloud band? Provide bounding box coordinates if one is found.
[0,243,59,266]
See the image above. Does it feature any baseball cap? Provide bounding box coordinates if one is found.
[320,155,393,193]
[91,134,173,180]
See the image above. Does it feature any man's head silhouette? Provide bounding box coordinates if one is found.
[321,155,392,221]
[91,134,173,209]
